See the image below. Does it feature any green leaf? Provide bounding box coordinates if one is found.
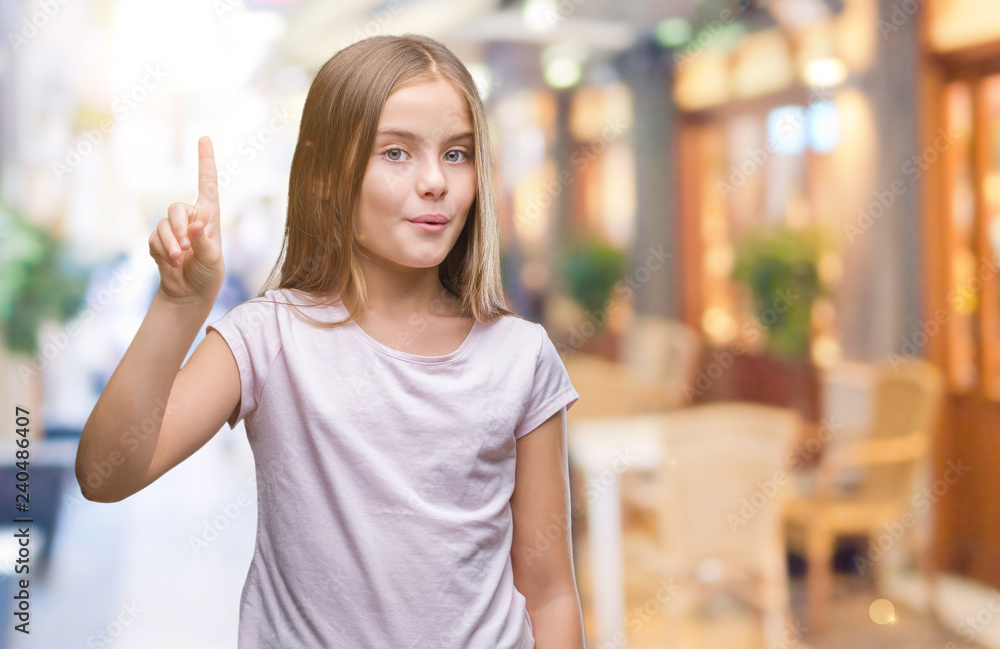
[731,223,834,359]
[559,237,626,318]
[0,202,93,357]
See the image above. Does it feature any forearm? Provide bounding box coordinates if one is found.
[76,286,215,501]
[526,593,586,649]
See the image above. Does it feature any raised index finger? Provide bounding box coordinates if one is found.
[197,135,219,207]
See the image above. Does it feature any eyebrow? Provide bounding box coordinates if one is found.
[375,128,475,145]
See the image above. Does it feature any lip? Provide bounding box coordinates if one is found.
[409,214,448,225]
[408,221,447,233]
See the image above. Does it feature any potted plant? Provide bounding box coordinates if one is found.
[0,202,91,438]
[731,222,833,359]
[727,222,835,419]
[0,202,91,578]
[556,236,626,359]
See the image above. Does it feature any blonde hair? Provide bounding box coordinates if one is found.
[255,33,519,327]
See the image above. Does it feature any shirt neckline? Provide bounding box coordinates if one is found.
[347,313,482,365]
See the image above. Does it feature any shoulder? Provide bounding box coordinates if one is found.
[206,287,342,358]
[480,312,542,342]
[210,288,312,335]
[477,313,557,363]
[227,288,329,315]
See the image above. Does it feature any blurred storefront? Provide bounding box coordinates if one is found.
[659,0,1000,593]
[671,0,921,414]
[921,0,1000,593]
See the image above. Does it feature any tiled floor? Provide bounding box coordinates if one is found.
[3,429,988,648]
[3,429,256,648]
[615,572,971,649]
[575,533,979,649]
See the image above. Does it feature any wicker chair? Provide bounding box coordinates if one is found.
[621,315,702,412]
[783,356,945,633]
[622,403,802,648]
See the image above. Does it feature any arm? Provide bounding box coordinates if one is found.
[75,136,238,503]
[75,289,241,502]
[510,406,586,649]
[825,431,929,468]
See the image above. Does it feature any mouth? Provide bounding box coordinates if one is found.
[408,220,447,233]
[407,214,449,233]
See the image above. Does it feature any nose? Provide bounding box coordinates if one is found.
[415,155,447,198]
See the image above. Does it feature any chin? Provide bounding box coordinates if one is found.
[400,247,452,267]
[397,255,446,269]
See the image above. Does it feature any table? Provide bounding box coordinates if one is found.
[567,413,667,648]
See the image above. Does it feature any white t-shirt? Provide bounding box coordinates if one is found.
[205,288,580,648]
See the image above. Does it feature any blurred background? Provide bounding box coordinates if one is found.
[1,0,999,647]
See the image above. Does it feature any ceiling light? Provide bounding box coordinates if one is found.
[523,0,562,33]
[803,57,847,87]
[544,59,582,89]
[541,41,587,90]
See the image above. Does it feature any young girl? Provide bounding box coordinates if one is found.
[75,34,584,648]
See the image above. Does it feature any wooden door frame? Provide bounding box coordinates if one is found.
[919,12,1000,587]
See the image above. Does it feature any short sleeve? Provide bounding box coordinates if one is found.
[205,298,282,430]
[513,323,580,439]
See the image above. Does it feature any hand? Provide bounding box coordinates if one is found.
[148,136,225,304]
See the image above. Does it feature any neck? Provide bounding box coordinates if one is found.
[356,252,461,319]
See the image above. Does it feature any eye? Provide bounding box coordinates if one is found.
[383,148,409,162]
[446,150,471,163]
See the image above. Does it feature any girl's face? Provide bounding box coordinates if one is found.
[355,78,476,272]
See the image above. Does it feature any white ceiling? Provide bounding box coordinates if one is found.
[269,0,699,71]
